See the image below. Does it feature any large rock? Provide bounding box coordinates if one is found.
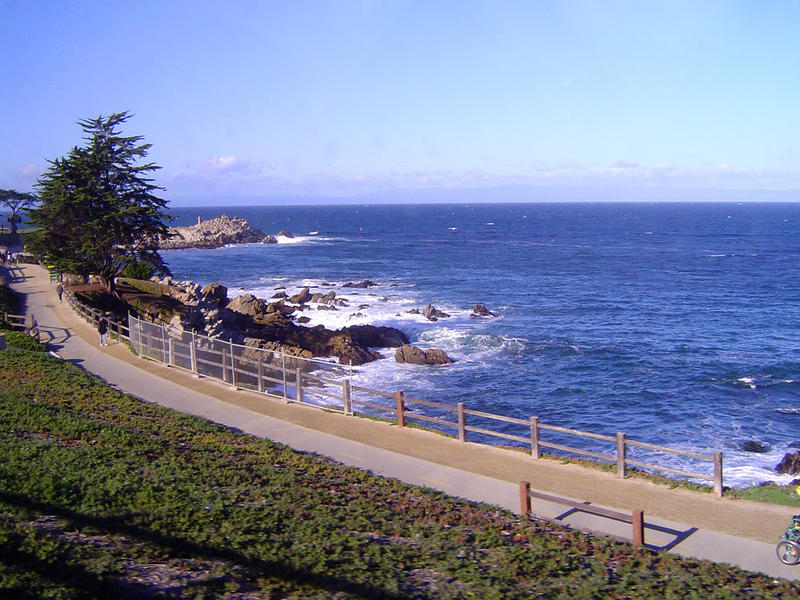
[226,294,267,317]
[201,282,228,307]
[289,287,312,304]
[422,304,450,321]
[776,451,800,475]
[159,216,270,249]
[472,303,496,317]
[395,344,454,365]
[341,325,409,348]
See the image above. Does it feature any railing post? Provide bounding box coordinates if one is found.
[167,337,174,366]
[257,357,264,393]
[229,339,238,389]
[221,349,228,383]
[457,402,466,442]
[713,451,723,498]
[190,331,198,375]
[519,481,531,515]
[160,324,167,363]
[632,509,644,546]
[616,432,626,479]
[530,416,541,459]
[396,391,405,427]
[343,379,352,415]
[295,367,303,403]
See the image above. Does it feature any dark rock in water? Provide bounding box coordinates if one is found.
[341,325,409,348]
[264,235,278,244]
[395,344,454,365]
[277,230,294,238]
[296,316,311,324]
[289,287,312,304]
[472,303,496,317]
[406,308,421,315]
[738,440,771,453]
[776,451,800,475]
[343,279,377,288]
[422,304,450,321]
[271,291,288,299]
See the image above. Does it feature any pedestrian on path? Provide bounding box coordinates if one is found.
[56,282,63,303]
[97,316,108,346]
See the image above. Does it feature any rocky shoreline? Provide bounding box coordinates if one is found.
[134,275,495,366]
[141,216,497,366]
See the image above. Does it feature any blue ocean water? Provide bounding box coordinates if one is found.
[163,202,800,487]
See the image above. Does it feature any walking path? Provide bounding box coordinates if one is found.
[6,262,800,581]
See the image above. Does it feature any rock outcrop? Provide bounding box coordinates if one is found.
[395,344,454,365]
[472,303,496,317]
[159,216,271,249]
[776,451,800,475]
[422,304,450,321]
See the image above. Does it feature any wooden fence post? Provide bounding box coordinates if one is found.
[632,509,644,546]
[519,481,531,515]
[530,416,541,459]
[343,379,352,415]
[295,368,303,403]
[713,451,723,498]
[396,391,405,427]
[457,402,466,442]
[616,432,626,479]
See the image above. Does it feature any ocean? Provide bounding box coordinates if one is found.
[162,202,800,488]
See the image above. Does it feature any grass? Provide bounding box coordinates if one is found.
[1,346,799,599]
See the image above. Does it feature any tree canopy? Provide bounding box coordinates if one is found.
[27,112,172,294]
[0,188,37,236]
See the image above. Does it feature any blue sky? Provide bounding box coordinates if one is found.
[2,0,799,203]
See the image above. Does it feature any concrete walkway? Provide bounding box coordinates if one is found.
[6,262,800,581]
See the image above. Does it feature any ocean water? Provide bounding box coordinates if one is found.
[162,202,800,488]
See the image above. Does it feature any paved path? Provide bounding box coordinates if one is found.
[6,262,800,581]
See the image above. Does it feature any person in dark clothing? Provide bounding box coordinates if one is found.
[97,316,108,346]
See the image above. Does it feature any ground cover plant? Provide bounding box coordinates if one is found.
[1,347,798,599]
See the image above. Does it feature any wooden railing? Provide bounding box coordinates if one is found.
[3,312,39,340]
[63,285,725,496]
[519,481,645,546]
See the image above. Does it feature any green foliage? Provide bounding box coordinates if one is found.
[120,261,154,280]
[1,331,47,351]
[0,347,797,598]
[26,112,172,295]
[727,484,800,507]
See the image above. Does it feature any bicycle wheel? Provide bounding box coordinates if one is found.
[776,540,800,565]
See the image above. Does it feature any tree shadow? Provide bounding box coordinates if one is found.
[0,490,406,600]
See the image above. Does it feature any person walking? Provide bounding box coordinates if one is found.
[97,316,108,347]
[56,282,63,303]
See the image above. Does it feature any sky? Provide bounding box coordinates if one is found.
[2,0,800,204]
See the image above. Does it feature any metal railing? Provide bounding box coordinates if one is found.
[63,283,725,496]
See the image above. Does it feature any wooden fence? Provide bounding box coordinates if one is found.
[519,481,645,546]
[3,312,39,340]
[63,285,725,496]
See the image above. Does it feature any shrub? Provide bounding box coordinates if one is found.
[120,260,154,280]
[2,331,46,351]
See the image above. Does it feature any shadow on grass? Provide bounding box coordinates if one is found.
[0,490,406,600]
